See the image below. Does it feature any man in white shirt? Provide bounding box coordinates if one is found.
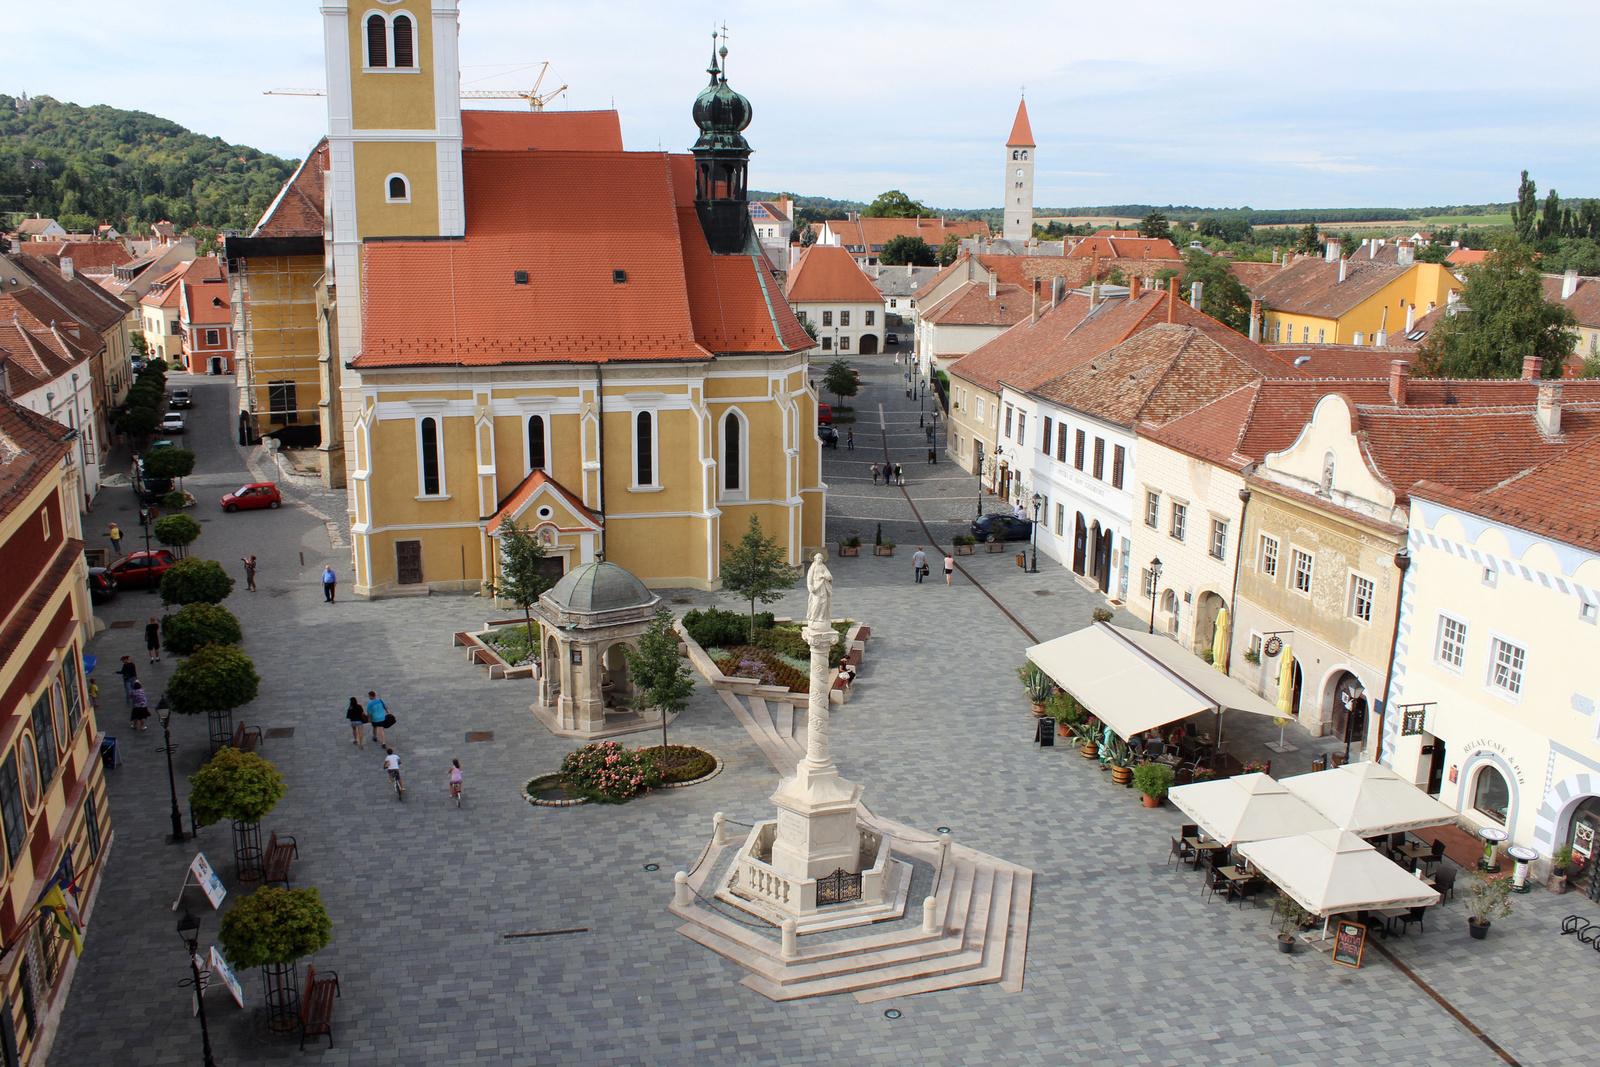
[911,547,928,583]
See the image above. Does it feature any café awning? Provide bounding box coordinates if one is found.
[1280,761,1462,838]
[1169,772,1335,846]
[1237,829,1442,918]
[1025,622,1284,739]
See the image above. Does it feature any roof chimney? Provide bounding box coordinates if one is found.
[1375,328,1388,346]
[1272,250,1279,264]
[1031,279,1041,324]
[1167,280,1176,323]
[1537,381,1563,435]
[60,257,74,281]
[1368,241,1377,260]
[1088,279,1101,310]
[1051,276,1064,307]
[1563,269,1579,300]
[1522,355,1544,380]
[906,261,914,277]
[1338,256,1347,283]
[1404,303,1416,333]
[988,271,998,298]
[1248,299,1261,342]
[1325,237,1341,263]
[1389,360,1409,405]
[1129,275,1142,299]
[1397,241,1415,267]
[1189,280,1203,311]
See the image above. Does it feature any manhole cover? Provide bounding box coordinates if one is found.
[466,731,494,742]
[265,727,295,739]
[109,620,136,629]
[1033,590,1054,596]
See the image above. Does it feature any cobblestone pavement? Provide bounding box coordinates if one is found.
[51,364,1590,1065]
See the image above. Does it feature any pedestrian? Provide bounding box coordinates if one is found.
[870,462,880,485]
[88,678,99,710]
[366,690,391,745]
[322,565,337,603]
[928,447,936,465]
[448,758,464,803]
[944,552,955,586]
[895,463,905,486]
[242,555,258,592]
[346,696,368,748]
[927,427,935,444]
[108,522,123,556]
[911,547,927,583]
[846,429,854,450]
[119,655,138,702]
[145,616,162,664]
[384,747,404,795]
[129,681,150,731]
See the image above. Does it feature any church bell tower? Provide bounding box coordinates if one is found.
[1003,98,1035,243]
[690,35,755,255]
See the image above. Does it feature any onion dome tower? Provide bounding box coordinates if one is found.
[690,34,755,254]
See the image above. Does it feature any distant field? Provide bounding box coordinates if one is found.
[1253,213,1511,232]
[1035,215,1140,228]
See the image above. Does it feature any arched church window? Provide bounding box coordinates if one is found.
[366,14,388,67]
[723,412,741,492]
[392,14,414,67]
[528,415,546,471]
[635,412,654,486]
[386,174,409,202]
[1021,150,1028,160]
[1012,150,1019,160]
[419,417,441,496]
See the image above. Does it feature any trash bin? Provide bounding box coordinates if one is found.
[99,737,120,770]
[1016,553,1026,568]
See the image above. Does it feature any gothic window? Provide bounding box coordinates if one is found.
[722,411,743,494]
[635,411,655,486]
[392,14,414,67]
[527,415,546,472]
[419,417,441,496]
[366,14,388,67]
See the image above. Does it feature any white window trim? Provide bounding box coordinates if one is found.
[1484,631,1526,705]
[630,408,661,491]
[523,411,552,477]
[1434,611,1468,676]
[1259,533,1280,580]
[1289,544,1313,597]
[384,172,411,204]
[1169,501,1187,542]
[1347,569,1375,624]
[1144,489,1160,529]
[414,412,449,500]
[361,9,423,73]
[719,407,749,502]
[1209,518,1228,561]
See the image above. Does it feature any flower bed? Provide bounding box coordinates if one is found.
[641,745,719,786]
[478,625,539,668]
[712,646,810,692]
[560,741,659,804]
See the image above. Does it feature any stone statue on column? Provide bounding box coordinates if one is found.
[805,553,832,632]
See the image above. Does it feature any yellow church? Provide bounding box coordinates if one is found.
[314,2,824,595]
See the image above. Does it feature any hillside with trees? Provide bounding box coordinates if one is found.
[0,94,297,233]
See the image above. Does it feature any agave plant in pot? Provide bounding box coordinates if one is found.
[1071,718,1101,760]
[1463,871,1513,939]
[1017,661,1053,716]
[1133,761,1174,808]
[1105,737,1137,787]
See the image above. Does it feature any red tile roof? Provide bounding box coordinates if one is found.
[142,258,224,312]
[1266,344,1421,377]
[1066,235,1181,261]
[1227,260,1283,295]
[14,242,132,272]
[461,109,623,152]
[252,139,329,238]
[487,469,600,536]
[913,253,1068,301]
[1007,99,1035,147]
[181,277,231,327]
[1446,248,1489,266]
[944,293,1092,392]
[823,216,988,253]
[0,307,88,394]
[1412,433,1600,551]
[1252,254,1408,319]
[3,254,128,334]
[1541,273,1600,328]
[921,280,1032,326]
[785,245,884,304]
[0,393,73,519]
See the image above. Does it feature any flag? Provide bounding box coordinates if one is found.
[36,886,82,957]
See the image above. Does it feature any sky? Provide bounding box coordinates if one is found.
[12,0,1600,213]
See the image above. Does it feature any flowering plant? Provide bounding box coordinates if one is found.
[1243,760,1270,774]
[560,741,659,804]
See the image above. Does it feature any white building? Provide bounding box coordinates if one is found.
[785,245,886,356]
[1002,99,1035,242]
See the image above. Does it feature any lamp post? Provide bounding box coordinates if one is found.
[176,911,218,1067]
[1027,492,1043,573]
[157,695,187,844]
[1148,557,1163,634]
[974,443,986,519]
[142,503,158,594]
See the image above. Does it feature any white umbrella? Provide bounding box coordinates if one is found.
[1236,828,1442,918]
[1280,761,1460,837]
[1169,772,1334,846]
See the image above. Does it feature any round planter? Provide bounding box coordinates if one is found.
[1031,702,1046,717]
[1276,934,1295,954]
[1140,794,1161,808]
[524,773,589,808]
[1467,919,1490,940]
[1110,765,1134,787]
[1079,743,1099,760]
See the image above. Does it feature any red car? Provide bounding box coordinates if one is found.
[222,483,282,512]
[106,550,176,588]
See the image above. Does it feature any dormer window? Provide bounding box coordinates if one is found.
[386,174,410,203]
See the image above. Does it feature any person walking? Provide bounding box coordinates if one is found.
[108,522,123,556]
[88,677,99,711]
[846,428,854,450]
[242,556,258,592]
[911,547,927,583]
[145,617,162,664]
[366,691,391,745]
[346,697,368,748]
[870,462,880,485]
[322,566,337,603]
[119,656,138,702]
[129,681,150,731]
[895,463,905,487]
[944,552,955,586]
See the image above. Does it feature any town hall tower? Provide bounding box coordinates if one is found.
[1003,98,1035,242]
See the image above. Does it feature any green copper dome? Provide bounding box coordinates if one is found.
[692,37,752,150]
[544,562,656,615]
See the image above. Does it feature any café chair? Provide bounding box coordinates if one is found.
[1389,905,1428,936]
[1432,866,1456,901]
[1174,766,1194,786]
[1202,867,1227,904]
[1419,840,1446,875]
[1310,756,1328,773]
[1388,832,1408,857]
[1180,824,1199,840]
[1169,836,1196,870]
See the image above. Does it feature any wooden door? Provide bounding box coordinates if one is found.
[395,540,424,585]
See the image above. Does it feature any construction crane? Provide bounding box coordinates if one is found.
[265,63,566,111]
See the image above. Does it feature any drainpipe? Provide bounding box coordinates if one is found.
[1224,485,1250,674]
[595,363,605,561]
[1374,548,1411,765]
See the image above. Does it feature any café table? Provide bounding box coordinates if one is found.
[1217,865,1264,906]
[1394,842,1433,865]
[1183,836,1226,870]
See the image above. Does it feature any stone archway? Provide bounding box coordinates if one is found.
[858,333,879,355]
[544,635,561,707]
[1535,773,1600,859]
[1324,669,1369,747]
[1193,591,1226,654]
[601,642,635,710]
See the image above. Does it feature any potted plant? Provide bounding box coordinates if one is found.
[1243,647,1261,666]
[1092,606,1114,623]
[1193,767,1217,782]
[1046,691,1081,736]
[952,533,976,555]
[873,525,895,556]
[1133,762,1174,808]
[1242,759,1270,775]
[1463,872,1513,939]
[1201,648,1214,664]
[986,538,1007,553]
[1274,896,1309,952]
[1072,719,1101,760]
[838,535,861,557]
[1017,662,1052,716]
[1105,737,1136,786]
[1550,847,1573,894]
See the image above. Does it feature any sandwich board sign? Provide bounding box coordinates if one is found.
[172,853,227,911]
[210,946,245,1008]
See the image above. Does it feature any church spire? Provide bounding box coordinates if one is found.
[690,30,755,255]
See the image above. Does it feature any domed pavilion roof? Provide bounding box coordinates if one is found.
[543,562,656,616]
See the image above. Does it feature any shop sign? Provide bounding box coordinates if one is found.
[1401,708,1427,736]
[1461,739,1525,785]
[1333,921,1367,968]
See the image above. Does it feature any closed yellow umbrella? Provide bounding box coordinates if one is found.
[1211,608,1231,674]
[1276,643,1297,716]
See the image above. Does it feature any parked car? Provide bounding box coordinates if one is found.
[169,388,193,408]
[87,567,118,603]
[817,424,839,447]
[885,332,899,345]
[222,483,282,512]
[971,514,1034,543]
[817,403,833,425]
[106,550,176,588]
[133,473,174,504]
[160,412,186,434]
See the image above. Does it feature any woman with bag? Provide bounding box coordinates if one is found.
[346,697,368,748]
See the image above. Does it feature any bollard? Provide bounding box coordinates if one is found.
[713,811,726,846]
[673,871,690,907]
[781,918,797,959]
[939,834,953,870]
[922,895,938,934]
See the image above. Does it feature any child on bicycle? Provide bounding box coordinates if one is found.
[383,747,403,794]
[448,759,463,803]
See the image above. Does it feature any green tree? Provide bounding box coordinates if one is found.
[821,358,859,407]
[139,446,195,483]
[117,406,159,437]
[130,330,148,356]
[482,520,552,644]
[153,513,201,556]
[1540,188,1563,240]
[879,235,936,266]
[862,189,931,218]
[1295,221,1321,255]
[168,643,260,717]
[1416,243,1579,379]
[1139,211,1170,241]
[798,315,818,341]
[798,226,817,247]
[719,515,801,640]
[1511,170,1539,242]
[1415,241,1451,264]
[217,886,332,970]
[622,609,697,772]
[188,747,284,827]
[937,233,961,266]
[1178,250,1252,334]
[160,557,236,605]
[162,603,243,655]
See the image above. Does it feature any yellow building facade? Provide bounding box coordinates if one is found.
[1259,249,1460,347]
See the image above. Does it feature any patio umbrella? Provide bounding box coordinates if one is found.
[1211,608,1230,675]
[1275,644,1296,715]
[1169,772,1334,846]
[1279,761,1461,837]
[1236,828,1441,918]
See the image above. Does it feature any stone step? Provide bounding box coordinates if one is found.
[998,868,1033,994]
[851,867,1018,1004]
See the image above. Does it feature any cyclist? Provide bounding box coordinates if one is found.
[448,759,464,805]
[383,747,404,797]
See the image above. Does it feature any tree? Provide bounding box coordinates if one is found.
[1295,222,1321,255]
[1178,249,1253,334]
[188,747,284,827]
[623,609,696,773]
[116,405,159,437]
[798,226,817,247]
[153,513,201,556]
[879,235,936,266]
[130,330,148,356]
[719,515,801,640]
[938,233,961,266]
[217,886,332,970]
[798,315,818,341]
[160,558,235,605]
[483,520,552,644]
[168,643,260,717]
[1540,188,1563,240]
[1415,241,1451,264]
[1511,170,1539,242]
[862,189,931,218]
[1415,243,1579,379]
[822,358,859,407]
[162,603,243,655]
[139,446,195,483]
[1139,211,1170,241]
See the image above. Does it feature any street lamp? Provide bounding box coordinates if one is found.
[1148,557,1163,634]
[141,502,157,594]
[157,695,187,844]
[176,911,219,1067]
[1028,493,1043,573]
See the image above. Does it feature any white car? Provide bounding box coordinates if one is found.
[160,413,186,434]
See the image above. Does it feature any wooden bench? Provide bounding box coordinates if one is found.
[299,964,341,1049]
[229,722,262,752]
[263,830,298,888]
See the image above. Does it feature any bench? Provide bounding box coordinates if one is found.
[299,964,341,1049]
[264,830,298,888]
[229,722,262,752]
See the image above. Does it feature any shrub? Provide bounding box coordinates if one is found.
[189,747,285,826]
[168,643,260,716]
[140,447,196,481]
[1463,873,1514,925]
[162,490,189,509]
[951,534,976,546]
[154,513,202,555]
[714,646,808,691]
[1091,606,1114,622]
[162,603,243,654]
[218,886,332,969]
[641,745,715,784]
[682,607,772,649]
[560,741,659,803]
[480,627,535,666]
[1133,762,1175,801]
[160,558,235,605]
[839,535,862,548]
